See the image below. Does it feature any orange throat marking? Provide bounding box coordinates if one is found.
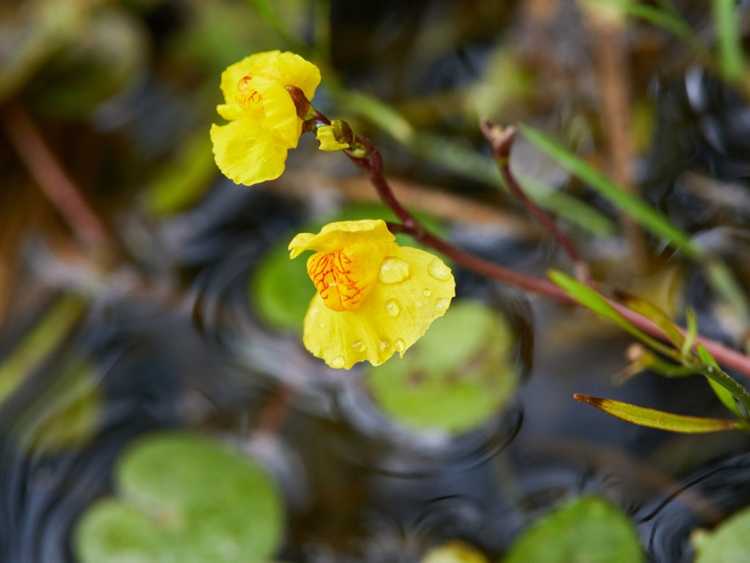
[237,74,262,107]
[308,249,367,312]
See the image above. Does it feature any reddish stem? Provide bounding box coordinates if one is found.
[289,90,750,379]
[355,140,750,379]
[3,105,114,251]
[480,121,587,276]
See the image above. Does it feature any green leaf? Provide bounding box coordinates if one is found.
[574,394,748,433]
[696,345,750,419]
[144,131,216,216]
[601,0,693,39]
[706,377,744,418]
[18,357,102,453]
[623,296,684,350]
[713,0,746,82]
[682,309,698,358]
[520,124,699,257]
[251,240,314,332]
[365,300,519,434]
[0,295,85,402]
[75,432,284,563]
[694,504,750,563]
[503,496,644,563]
[75,501,165,563]
[548,270,671,356]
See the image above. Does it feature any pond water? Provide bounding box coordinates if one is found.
[1,1,750,562]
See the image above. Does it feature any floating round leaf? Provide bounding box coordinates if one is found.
[75,500,166,563]
[75,432,284,563]
[365,300,519,433]
[503,496,644,563]
[252,240,314,332]
[693,504,750,563]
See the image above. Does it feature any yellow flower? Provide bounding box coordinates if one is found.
[289,220,455,369]
[316,125,349,151]
[210,51,321,186]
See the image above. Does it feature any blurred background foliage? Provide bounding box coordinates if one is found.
[1,0,750,562]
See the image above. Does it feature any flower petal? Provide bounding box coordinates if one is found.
[252,76,302,148]
[242,50,321,100]
[218,57,264,118]
[289,220,394,257]
[210,120,287,187]
[217,103,242,121]
[302,246,455,368]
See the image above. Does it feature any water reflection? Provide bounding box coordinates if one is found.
[642,453,750,563]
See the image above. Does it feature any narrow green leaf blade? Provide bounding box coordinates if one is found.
[520,124,700,257]
[612,0,693,39]
[682,309,698,358]
[696,344,750,419]
[623,296,684,350]
[548,270,671,355]
[574,394,747,433]
[713,0,746,82]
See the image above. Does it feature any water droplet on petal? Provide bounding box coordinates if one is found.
[428,258,451,281]
[379,340,389,351]
[386,300,400,317]
[331,356,345,369]
[423,289,432,297]
[435,298,450,310]
[352,340,365,352]
[395,339,406,353]
[379,258,410,284]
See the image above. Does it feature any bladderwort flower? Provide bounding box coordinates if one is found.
[289,220,455,369]
[210,50,320,186]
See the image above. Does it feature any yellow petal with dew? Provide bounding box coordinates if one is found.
[316,125,349,151]
[210,119,287,187]
[302,245,455,369]
[289,219,395,258]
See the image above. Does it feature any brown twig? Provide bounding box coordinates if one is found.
[480,121,589,279]
[585,3,647,269]
[3,105,114,251]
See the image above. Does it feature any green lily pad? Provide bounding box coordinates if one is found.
[693,505,750,563]
[75,432,284,563]
[249,203,445,333]
[364,300,519,434]
[503,496,644,563]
